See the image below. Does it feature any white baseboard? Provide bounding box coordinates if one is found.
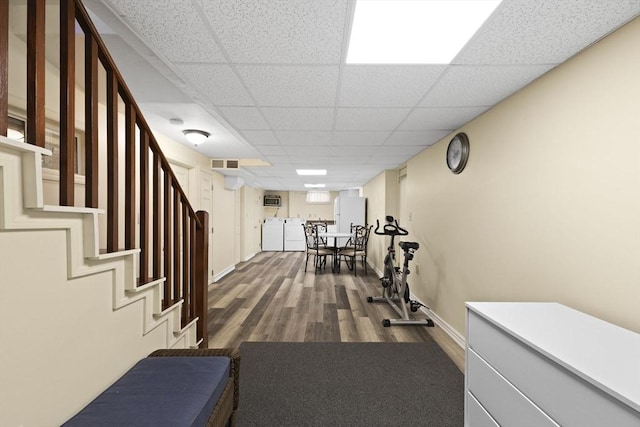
[366,258,383,277]
[365,260,465,349]
[417,302,465,349]
[211,265,235,284]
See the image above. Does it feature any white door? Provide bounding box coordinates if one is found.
[170,162,190,195]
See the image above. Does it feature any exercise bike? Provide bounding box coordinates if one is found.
[367,216,434,327]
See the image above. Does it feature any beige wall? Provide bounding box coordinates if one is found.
[288,191,338,220]
[261,190,338,220]
[393,17,640,335]
[155,133,240,281]
[363,170,400,275]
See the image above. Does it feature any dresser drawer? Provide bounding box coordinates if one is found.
[467,348,558,426]
[468,311,640,427]
[466,391,499,427]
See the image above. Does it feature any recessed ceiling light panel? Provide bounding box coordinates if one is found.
[296,169,327,176]
[347,0,502,64]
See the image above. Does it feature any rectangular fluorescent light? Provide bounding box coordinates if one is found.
[296,169,327,176]
[304,184,326,188]
[347,0,502,64]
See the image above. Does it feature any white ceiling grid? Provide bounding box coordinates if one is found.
[85,0,640,190]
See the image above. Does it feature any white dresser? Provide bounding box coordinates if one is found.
[465,302,640,427]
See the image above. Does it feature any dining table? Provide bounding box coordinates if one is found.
[317,231,353,272]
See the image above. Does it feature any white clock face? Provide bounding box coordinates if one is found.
[446,133,469,174]
[447,137,462,169]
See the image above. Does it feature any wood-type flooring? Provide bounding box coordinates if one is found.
[207,251,464,371]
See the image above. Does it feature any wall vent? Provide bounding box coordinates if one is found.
[211,159,240,169]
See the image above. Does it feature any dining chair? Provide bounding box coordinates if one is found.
[303,224,333,274]
[337,224,372,276]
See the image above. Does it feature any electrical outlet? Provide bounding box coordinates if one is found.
[415,264,420,275]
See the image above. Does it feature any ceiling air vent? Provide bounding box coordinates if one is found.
[211,159,240,169]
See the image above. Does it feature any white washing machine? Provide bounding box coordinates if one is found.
[262,218,284,251]
[284,218,306,251]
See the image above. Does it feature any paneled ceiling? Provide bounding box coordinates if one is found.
[83,0,639,191]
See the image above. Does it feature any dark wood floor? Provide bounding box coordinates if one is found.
[207,251,464,371]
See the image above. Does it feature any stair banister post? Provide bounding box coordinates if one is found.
[195,210,209,348]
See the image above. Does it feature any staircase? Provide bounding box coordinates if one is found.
[0,135,200,347]
[0,1,209,425]
[0,135,201,424]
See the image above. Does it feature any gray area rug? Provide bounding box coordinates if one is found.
[237,342,464,426]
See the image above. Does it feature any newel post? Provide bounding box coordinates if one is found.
[195,210,209,348]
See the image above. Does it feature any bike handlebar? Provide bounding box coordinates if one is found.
[374,216,408,236]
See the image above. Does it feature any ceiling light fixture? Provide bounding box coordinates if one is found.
[296,169,327,176]
[183,129,210,146]
[347,0,502,64]
[304,183,326,188]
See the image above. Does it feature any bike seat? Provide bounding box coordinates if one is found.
[399,241,419,251]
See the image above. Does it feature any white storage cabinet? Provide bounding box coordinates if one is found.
[465,302,640,427]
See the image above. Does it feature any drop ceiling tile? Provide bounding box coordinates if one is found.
[326,155,375,165]
[218,107,270,130]
[237,65,339,107]
[256,145,287,156]
[285,145,332,157]
[385,130,450,146]
[102,35,191,103]
[375,145,427,157]
[455,0,640,65]
[421,65,555,107]
[400,107,489,131]
[241,130,280,146]
[277,131,333,146]
[196,0,347,64]
[107,0,227,63]
[246,167,283,177]
[339,65,447,107]
[332,131,391,145]
[262,108,334,130]
[176,64,254,106]
[289,156,331,166]
[335,108,411,131]
[327,146,374,156]
[261,155,292,164]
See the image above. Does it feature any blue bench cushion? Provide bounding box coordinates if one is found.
[63,356,231,427]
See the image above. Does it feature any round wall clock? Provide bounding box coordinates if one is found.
[446,132,470,174]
